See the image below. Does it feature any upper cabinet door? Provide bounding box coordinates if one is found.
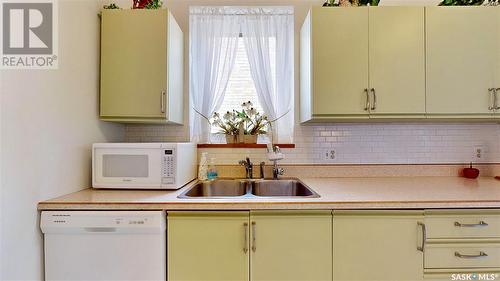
[494,9,500,115]
[311,7,369,119]
[426,7,497,117]
[100,9,183,124]
[250,211,332,281]
[101,9,167,119]
[368,7,425,117]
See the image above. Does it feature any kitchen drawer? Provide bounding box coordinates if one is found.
[425,243,500,269]
[425,210,500,239]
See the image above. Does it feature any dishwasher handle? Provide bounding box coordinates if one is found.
[84,227,117,233]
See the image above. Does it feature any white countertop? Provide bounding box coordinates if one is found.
[37,176,500,210]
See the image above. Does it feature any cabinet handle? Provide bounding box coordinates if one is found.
[161,90,166,113]
[496,88,500,110]
[488,88,496,110]
[251,221,256,252]
[364,89,370,111]
[417,222,426,252]
[454,221,488,227]
[370,88,376,110]
[243,222,248,253]
[455,251,488,259]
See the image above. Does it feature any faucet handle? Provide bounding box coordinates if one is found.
[238,160,247,166]
[276,167,284,175]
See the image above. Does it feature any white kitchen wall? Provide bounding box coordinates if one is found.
[128,123,500,164]
[0,1,125,280]
[124,0,500,165]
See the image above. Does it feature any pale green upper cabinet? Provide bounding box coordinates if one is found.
[167,212,250,281]
[333,211,424,281]
[250,211,332,281]
[497,7,500,116]
[426,7,497,118]
[368,7,426,118]
[300,7,425,122]
[301,7,370,122]
[100,9,183,124]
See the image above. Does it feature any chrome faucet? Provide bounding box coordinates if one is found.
[268,145,284,180]
[238,157,253,179]
[272,160,284,180]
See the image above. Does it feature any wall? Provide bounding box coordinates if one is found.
[129,123,500,164]
[0,1,125,280]
[124,0,500,165]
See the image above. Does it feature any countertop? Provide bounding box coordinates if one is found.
[37,177,500,210]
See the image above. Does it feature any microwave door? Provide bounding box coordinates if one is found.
[94,148,162,188]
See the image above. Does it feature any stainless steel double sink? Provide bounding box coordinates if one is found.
[178,178,320,199]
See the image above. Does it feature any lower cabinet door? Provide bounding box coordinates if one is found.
[167,211,250,281]
[333,210,424,281]
[249,210,333,281]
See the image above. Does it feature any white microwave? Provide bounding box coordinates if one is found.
[92,143,197,189]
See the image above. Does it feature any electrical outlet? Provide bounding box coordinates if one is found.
[322,149,336,161]
[473,145,485,161]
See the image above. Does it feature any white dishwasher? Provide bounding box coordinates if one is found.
[40,211,166,281]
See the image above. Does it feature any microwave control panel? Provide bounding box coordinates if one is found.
[161,149,175,184]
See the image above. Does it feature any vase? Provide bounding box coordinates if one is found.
[225,135,238,144]
[243,135,258,144]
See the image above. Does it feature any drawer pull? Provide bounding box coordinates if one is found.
[454,221,489,227]
[454,251,488,259]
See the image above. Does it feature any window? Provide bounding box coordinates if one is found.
[190,6,294,143]
[213,36,276,133]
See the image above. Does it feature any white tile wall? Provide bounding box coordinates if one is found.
[125,123,500,165]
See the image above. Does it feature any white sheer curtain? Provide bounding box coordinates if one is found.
[241,7,294,143]
[189,7,240,143]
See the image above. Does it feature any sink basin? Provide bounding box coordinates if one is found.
[251,179,319,198]
[178,178,320,199]
[178,180,247,198]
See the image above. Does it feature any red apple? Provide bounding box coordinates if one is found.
[463,163,479,179]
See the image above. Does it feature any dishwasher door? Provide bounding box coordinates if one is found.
[40,211,166,281]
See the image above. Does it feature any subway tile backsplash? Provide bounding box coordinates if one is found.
[125,123,500,165]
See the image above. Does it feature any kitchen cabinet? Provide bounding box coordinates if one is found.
[167,212,249,281]
[333,210,424,281]
[368,7,425,118]
[167,211,332,281]
[426,7,498,118]
[100,9,183,123]
[424,209,500,281]
[300,7,369,121]
[250,211,332,281]
[300,7,425,122]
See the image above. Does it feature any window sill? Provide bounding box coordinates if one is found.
[197,143,295,148]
